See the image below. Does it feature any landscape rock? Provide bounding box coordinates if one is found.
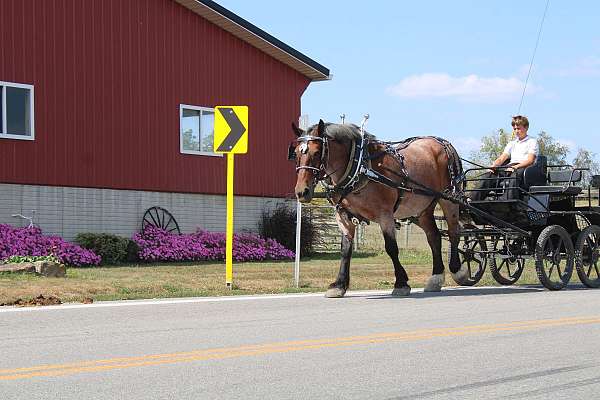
[0,261,66,277]
[33,261,66,277]
[0,263,36,274]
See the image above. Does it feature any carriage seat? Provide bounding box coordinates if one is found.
[522,155,547,189]
[529,168,583,196]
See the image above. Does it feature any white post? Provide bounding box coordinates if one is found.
[294,200,302,288]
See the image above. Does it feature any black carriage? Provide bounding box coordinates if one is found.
[453,155,600,290]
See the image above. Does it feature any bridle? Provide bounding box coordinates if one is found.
[294,135,329,183]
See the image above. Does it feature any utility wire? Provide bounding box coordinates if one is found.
[517,0,550,115]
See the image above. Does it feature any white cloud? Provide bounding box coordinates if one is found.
[386,73,539,103]
[557,57,600,77]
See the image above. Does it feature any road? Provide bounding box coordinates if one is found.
[2,285,600,399]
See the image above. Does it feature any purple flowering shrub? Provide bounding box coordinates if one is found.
[132,226,294,262]
[0,224,101,267]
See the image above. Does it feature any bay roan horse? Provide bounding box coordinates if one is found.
[292,120,468,297]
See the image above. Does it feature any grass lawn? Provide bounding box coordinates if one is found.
[0,249,555,304]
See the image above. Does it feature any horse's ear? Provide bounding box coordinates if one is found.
[317,119,325,136]
[291,122,304,137]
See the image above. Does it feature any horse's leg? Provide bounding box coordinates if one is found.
[439,199,467,282]
[380,216,411,297]
[325,211,356,298]
[415,202,445,292]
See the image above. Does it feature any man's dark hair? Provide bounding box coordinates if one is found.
[511,115,529,129]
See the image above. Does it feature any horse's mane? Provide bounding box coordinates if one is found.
[305,123,376,142]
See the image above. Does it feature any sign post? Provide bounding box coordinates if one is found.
[214,106,248,288]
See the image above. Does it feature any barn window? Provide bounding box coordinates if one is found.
[180,104,220,156]
[0,81,35,140]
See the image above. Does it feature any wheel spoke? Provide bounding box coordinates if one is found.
[547,263,555,279]
[158,210,165,228]
[469,241,477,251]
[586,237,594,253]
[544,241,555,261]
[149,211,160,227]
[516,260,524,277]
[556,238,564,254]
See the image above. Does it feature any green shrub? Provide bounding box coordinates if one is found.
[126,240,140,263]
[74,233,130,265]
[4,255,61,264]
[259,204,316,257]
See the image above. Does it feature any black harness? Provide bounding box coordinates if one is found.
[293,132,466,225]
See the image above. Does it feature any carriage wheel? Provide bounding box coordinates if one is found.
[535,225,574,290]
[489,238,525,285]
[575,225,600,288]
[453,236,487,286]
[142,206,181,234]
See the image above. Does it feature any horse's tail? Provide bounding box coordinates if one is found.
[433,137,464,194]
[446,142,465,193]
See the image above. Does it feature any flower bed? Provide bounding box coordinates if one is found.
[132,226,294,262]
[0,224,101,267]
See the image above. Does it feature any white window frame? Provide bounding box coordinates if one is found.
[0,81,35,141]
[179,104,221,157]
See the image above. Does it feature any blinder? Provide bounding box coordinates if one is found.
[287,141,297,161]
[289,135,329,180]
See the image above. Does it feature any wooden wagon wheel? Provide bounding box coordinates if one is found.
[142,206,181,234]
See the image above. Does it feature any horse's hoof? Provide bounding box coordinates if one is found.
[391,285,411,297]
[424,274,445,292]
[451,265,469,285]
[325,288,346,298]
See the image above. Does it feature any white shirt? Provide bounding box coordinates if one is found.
[503,136,538,164]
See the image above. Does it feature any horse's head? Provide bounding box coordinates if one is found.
[289,119,328,203]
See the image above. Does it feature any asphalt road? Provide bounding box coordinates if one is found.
[2,285,600,399]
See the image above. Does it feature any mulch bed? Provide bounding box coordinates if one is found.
[0,294,62,307]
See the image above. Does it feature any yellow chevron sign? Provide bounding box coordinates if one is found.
[214,106,248,154]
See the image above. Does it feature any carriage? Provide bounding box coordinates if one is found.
[452,156,600,290]
[289,119,600,297]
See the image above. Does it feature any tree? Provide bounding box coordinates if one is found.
[536,131,569,165]
[471,129,570,166]
[470,128,512,165]
[572,148,600,186]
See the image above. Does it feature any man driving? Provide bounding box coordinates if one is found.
[470,115,539,201]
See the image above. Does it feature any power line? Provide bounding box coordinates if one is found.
[517,0,550,115]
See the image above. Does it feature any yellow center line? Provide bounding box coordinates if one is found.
[2,316,600,381]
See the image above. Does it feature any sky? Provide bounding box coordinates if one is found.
[217,0,600,162]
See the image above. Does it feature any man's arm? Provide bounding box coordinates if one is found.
[489,153,510,172]
[508,153,536,171]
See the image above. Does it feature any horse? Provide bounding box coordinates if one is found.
[291,119,468,297]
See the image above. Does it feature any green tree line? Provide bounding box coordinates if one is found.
[470,128,600,185]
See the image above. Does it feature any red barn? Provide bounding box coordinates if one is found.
[0,0,329,239]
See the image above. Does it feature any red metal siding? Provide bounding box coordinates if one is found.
[0,0,310,197]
